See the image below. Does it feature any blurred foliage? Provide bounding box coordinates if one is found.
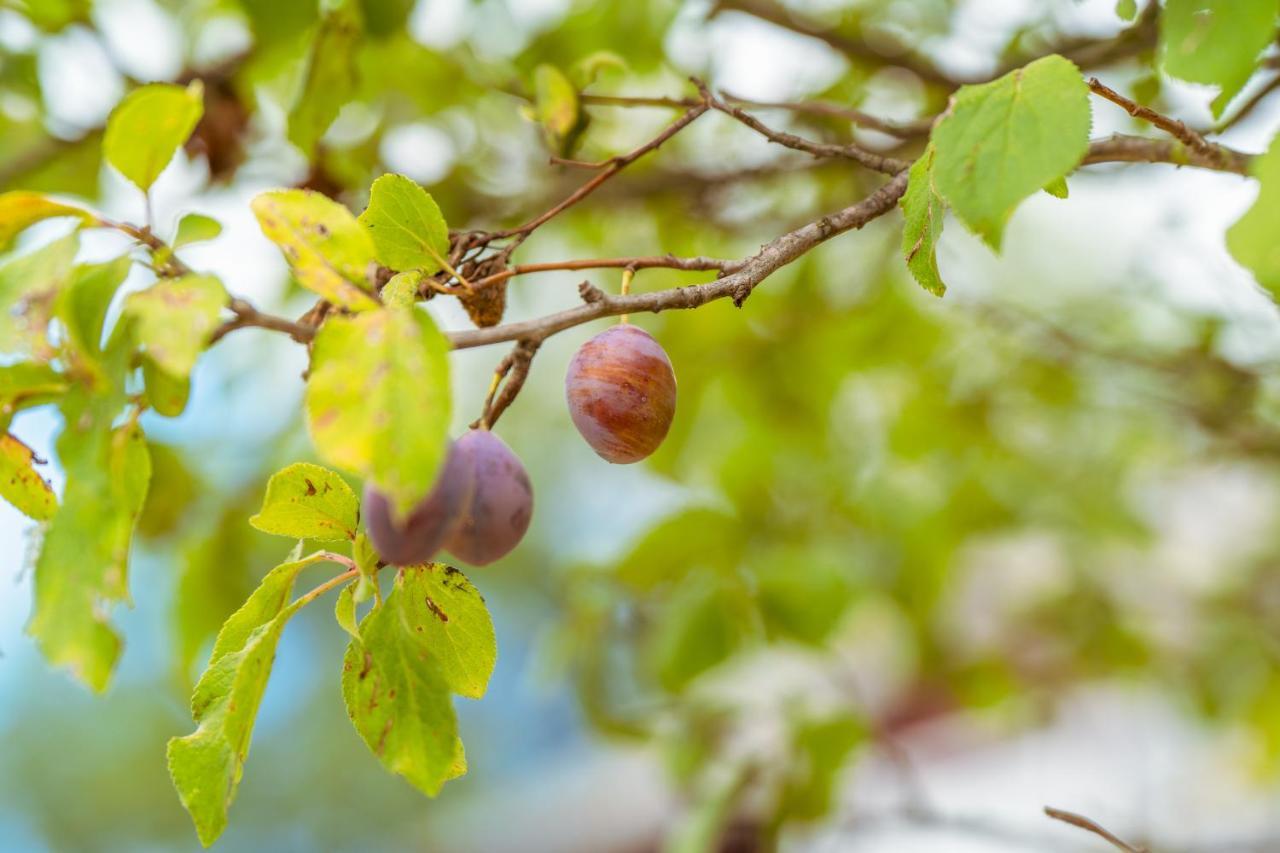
[2,0,1280,850]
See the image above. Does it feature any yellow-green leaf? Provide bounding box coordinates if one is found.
[305,307,451,518]
[533,64,585,155]
[288,1,362,157]
[394,563,496,699]
[173,212,222,247]
[1160,0,1277,117]
[900,146,946,297]
[251,189,379,311]
[103,82,204,192]
[0,232,79,356]
[0,432,56,520]
[0,191,93,249]
[357,174,450,273]
[249,462,359,541]
[0,362,67,430]
[28,406,151,691]
[125,274,228,378]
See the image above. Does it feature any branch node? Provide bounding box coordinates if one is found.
[578,281,607,304]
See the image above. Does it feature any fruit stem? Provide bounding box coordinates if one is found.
[619,268,634,324]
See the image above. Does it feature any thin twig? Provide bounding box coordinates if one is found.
[472,338,541,429]
[1088,77,1216,159]
[470,254,741,291]
[1044,806,1147,853]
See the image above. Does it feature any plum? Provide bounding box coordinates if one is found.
[363,441,475,566]
[565,324,676,463]
[445,429,533,565]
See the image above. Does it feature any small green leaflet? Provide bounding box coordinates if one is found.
[173,213,223,247]
[341,565,490,796]
[0,432,56,520]
[251,189,380,311]
[1115,0,1137,20]
[125,274,228,378]
[0,231,79,356]
[168,553,329,847]
[305,307,451,518]
[249,462,359,541]
[335,583,360,638]
[288,0,362,157]
[1043,176,1069,199]
[142,356,190,417]
[900,147,946,297]
[931,54,1091,251]
[0,191,93,249]
[28,408,151,692]
[533,64,586,156]
[381,270,426,307]
[103,82,204,192]
[1160,0,1277,118]
[1228,135,1280,299]
[358,174,450,273]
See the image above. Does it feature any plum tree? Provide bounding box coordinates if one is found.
[565,324,677,463]
[445,429,534,566]
[362,440,476,566]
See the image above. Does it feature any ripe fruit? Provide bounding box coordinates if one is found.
[565,324,676,463]
[363,441,475,566]
[445,429,533,566]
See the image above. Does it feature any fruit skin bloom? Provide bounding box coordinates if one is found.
[565,324,677,464]
[445,429,534,566]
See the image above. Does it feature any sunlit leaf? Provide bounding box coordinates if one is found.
[394,563,495,699]
[341,570,460,796]
[168,552,330,846]
[55,256,133,383]
[251,189,379,310]
[305,307,450,517]
[357,173,450,273]
[0,362,67,430]
[249,462,359,541]
[533,64,585,155]
[0,432,56,520]
[28,400,150,692]
[0,232,78,356]
[141,356,191,417]
[931,54,1090,250]
[0,191,93,249]
[103,82,204,192]
[125,274,228,378]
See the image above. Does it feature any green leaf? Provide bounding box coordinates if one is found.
[1160,0,1277,117]
[357,174,450,273]
[359,0,414,37]
[169,552,329,846]
[341,571,460,796]
[173,213,223,248]
[335,582,360,638]
[1115,0,1137,20]
[352,531,380,603]
[614,508,744,591]
[0,432,56,520]
[775,714,864,822]
[28,405,151,691]
[645,574,751,693]
[124,274,228,378]
[571,51,627,89]
[899,146,947,297]
[0,231,79,356]
[931,54,1091,250]
[305,307,451,517]
[141,356,190,417]
[288,1,362,157]
[55,256,133,382]
[249,462,359,541]
[381,270,425,307]
[755,558,854,646]
[395,563,496,699]
[137,442,200,539]
[0,191,93,249]
[0,362,67,429]
[103,82,204,192]
[250,189,380,311]
[1228,134,1280,298]
[533,64,585,156]
[1043,175,1069,199]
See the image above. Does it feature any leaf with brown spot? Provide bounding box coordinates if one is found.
[249,462,359,542]
[0,432,56,520]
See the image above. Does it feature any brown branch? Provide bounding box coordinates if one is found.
[210,297,316,345]
[1084,133,1251,175]
[1088,77,1216,159]
[1044,806,1147,853]
[696,80,910,175]
[491,104,708,243]
[580,92,932,138]
[470,254,742,291]
[449,170,910,350]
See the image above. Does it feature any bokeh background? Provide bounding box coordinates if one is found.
[3,0,1280,850]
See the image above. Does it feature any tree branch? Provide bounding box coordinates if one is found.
[1044,806,1147,853]
[1088,77,1217,160]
